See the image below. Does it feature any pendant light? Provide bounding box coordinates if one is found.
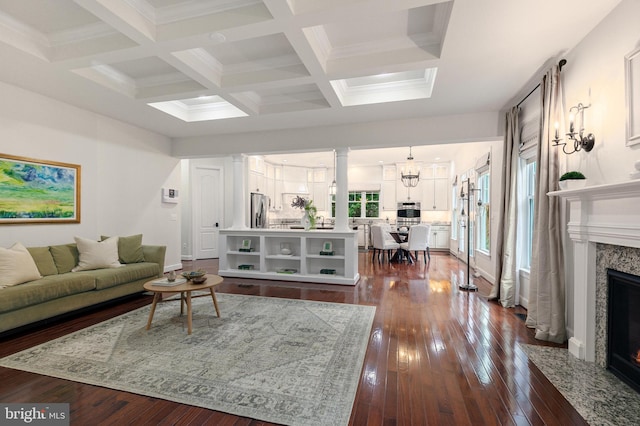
[329,150,337,195]
[401,146,420,187]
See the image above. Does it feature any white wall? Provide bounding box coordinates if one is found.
[561,0,640,182]
[557,0,640,338]
[449,139,504,285]
[0,81,182,271]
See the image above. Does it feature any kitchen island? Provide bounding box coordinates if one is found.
[219,229,359,285]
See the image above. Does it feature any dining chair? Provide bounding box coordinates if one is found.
[400,224,431,263]
[371,224,400,263]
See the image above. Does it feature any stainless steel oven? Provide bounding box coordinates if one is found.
[397,202,421,229]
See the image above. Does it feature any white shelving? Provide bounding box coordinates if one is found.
[219,229,360,285]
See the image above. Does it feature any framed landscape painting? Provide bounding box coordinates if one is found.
[0,154,81,224]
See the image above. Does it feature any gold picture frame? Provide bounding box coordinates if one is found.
[0,153,81,224]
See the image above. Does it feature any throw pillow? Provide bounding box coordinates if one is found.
[72,236,122,272]
[100,234,144,264]
[26,246,58,276]
[50,244,80,274]
[0,243,42,288]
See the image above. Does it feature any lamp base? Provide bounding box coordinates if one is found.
[459,283,478,292]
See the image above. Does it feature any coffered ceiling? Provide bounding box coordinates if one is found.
[0,0,622,154]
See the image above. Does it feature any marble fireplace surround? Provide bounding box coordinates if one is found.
[594,244,640,367]
[550,180,640,362]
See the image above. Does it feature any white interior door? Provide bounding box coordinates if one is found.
[193,167,222,259]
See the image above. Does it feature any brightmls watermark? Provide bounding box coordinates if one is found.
[1,404,69,425]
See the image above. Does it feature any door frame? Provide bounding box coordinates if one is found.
[191,165,224,260]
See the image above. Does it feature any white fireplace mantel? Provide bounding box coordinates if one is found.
[550,179,640,362]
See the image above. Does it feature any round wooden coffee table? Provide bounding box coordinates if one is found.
[143,274,223,335]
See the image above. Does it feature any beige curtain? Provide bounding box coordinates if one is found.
[489,106,520,307]
[526,65,566,343]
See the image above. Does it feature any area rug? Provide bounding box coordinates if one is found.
[521,344,640,426]
[0,293,376,426]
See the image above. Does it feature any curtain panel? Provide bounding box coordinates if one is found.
[490,106,519,307]
[525,65,567,343]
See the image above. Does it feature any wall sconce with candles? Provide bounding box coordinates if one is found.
[553,103,595,154]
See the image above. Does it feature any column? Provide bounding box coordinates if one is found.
[231,154,246,229]
[335,147,349,232]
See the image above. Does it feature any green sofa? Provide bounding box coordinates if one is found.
[0,242,166,335]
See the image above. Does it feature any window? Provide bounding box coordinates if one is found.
[523,159,536,269]
[476,171,490,253]
[458,172,471,254]
[451,180,458,240]
[332,191,379,218]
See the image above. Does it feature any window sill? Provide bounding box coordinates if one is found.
[476,249,491,258]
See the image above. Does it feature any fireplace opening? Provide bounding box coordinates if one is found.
[607,269,640,394]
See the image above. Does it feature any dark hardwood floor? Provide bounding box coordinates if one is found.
[0,252,585,426]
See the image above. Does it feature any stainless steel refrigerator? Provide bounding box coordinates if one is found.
[250,192,270,228]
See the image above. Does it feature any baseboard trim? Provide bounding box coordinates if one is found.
[164,262,183,272]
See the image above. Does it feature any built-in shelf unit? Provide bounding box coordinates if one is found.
[219,229,359,285]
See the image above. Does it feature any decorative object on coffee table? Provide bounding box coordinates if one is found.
[181,270,206,281]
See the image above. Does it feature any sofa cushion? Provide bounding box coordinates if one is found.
[0,243,42,288]
[50,244,79,274]
[26,246,58,276]
[72,236,122,272]
[76,262,159,290]
[101,234,145,264]
[0,274,96,314]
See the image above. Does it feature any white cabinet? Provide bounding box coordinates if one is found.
[310,168,328,211]
[381,165,397,211]
[396,179,422,203]
[312,182,328,211]
[282,166,309,194]
[219,229,360,285]
[382,181,396,211]
[248,171,266,194]
[423,178,449,210]
[429,225,450,250]
[422,163,450,211]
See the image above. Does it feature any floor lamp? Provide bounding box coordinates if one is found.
[459,178,479,291]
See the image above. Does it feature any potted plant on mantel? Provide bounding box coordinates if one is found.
[559,171,587,190]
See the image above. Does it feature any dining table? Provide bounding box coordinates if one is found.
[389,231,412,263]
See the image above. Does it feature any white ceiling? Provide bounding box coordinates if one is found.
[0,0,622,163]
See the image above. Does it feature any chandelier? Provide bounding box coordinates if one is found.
[400,146,420,187]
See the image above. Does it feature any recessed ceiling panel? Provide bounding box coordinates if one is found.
[109,57,179,81]
[148,95,248,122]
[235,83,330,115]
[0,0,100,34]
[286,0,366,15]
[155,1,271,40]
[204,33,310,87]
[331,69,437,107]
[73,56,206,99]
[305,2,452,75]
[206,33,297,69]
